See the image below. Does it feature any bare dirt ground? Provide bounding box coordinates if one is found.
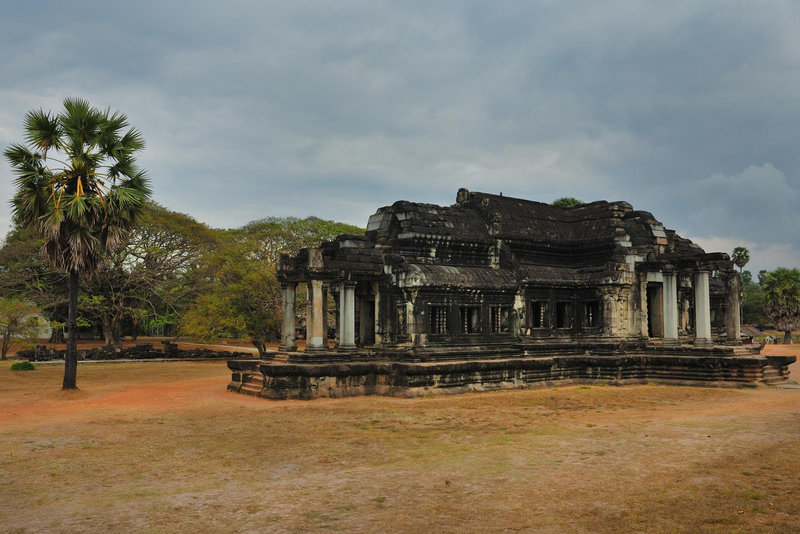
[1,347,798,533]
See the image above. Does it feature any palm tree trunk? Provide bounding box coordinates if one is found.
[63,271,79,390]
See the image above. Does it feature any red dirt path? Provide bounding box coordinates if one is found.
[1,347,799,532]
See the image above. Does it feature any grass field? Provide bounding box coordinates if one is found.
[1,347,799,533]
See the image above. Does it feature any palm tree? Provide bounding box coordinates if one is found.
[731,247,750,323]
[762,268,800,344]
[4,98,150,389]
[731,247,750,273]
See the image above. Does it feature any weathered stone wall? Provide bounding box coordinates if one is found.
[228,349,795,400]
[18,343,252,362]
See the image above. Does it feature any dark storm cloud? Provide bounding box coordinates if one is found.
[1,1,798,272]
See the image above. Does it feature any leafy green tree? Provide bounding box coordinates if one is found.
[0,225,67,313]
[741,270,752,285]
[77,292,124,347]
[731,247,750,273]
[4,98,150,389]
[181,216,360,354]
[0,298,46,360]
[741,282,770,326]
[231,216,363,263]
[552,197,583,208]
[80,202,216,346]
[762,267,800,343]
[180,241,281,356]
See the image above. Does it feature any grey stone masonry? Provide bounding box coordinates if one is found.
[279,283,297,352]
[694,271,712,347]
[250,189,784,399]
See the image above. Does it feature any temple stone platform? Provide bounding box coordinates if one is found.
[228,344,795,400]
[247,190,790,400]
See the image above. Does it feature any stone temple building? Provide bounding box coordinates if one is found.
[228,189,794,399]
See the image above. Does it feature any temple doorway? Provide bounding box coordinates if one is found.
[354,282,376,347]
[361,300,375,346]
[647,283,664,338]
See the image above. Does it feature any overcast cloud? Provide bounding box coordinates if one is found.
[1,0,798,273]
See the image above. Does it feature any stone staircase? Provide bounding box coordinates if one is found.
[239,371,264,396]
[761,357,794,386]
[761,367,794,386]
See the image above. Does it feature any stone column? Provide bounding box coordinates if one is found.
[332,291,340,348]
[337,284,345,348]
[694,270,712,347]
[662,272,679,345]
[305,279,325,351]
[513,292,526,337]
[321,284,329,349]
[279,282,297,352]
[338,282,357,351]
[725,272,741,343]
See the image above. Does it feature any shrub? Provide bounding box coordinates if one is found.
[11,361,36,371]
[552,197,583,208]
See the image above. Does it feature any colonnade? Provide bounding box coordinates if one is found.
[659,269,739,347]
[279,280,358,352]
[279,269,741,353]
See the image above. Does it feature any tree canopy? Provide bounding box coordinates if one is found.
[79,202,217,346]
[762,267,800,343]
[732,247,750,273]
[0,225,67,313]
[230,216,364,263]
[1,207,362,354]
[180,216,363,354]
[0,298,46,360]
[551,197,583,208]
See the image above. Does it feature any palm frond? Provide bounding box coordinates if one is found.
[100,109,128,137]
[6,97,151,277]
[97,109,129,156]
[11,185,50,226]
[60,97,104,151]
[106,157,136,180]
[23,110,62,157]
[4,143,42,169]
[120,127,145,149]
[121,170,152,198]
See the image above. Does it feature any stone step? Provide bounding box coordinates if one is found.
[761,368,790,384]
[235,352,798,399]
[272,353,289,363]
[240,382,263,395]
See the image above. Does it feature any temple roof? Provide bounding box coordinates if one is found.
[368,190,639,246]
[279,188,732,286]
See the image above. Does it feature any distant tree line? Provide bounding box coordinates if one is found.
[0,202,362,356]
[734,246,800,343]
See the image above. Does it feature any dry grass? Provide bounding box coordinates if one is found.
[1,349,799,533]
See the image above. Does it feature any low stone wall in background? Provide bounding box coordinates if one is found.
[17,341,253,362]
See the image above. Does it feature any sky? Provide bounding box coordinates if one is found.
[1,0,798,274]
